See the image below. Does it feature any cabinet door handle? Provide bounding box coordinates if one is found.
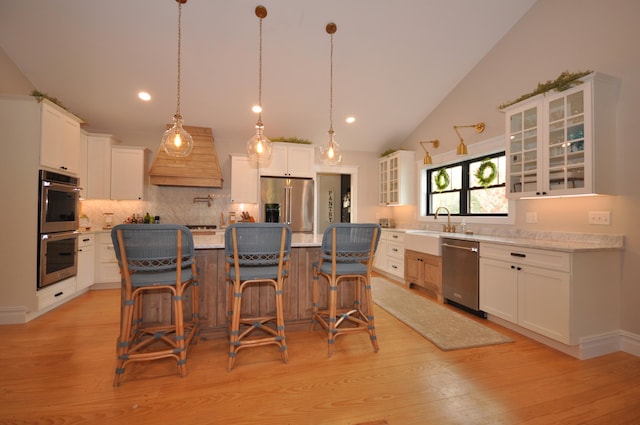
[510,252,526,258]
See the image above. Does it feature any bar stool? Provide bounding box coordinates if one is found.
[311,223,381,357]
[111,224,200,386]
[224,223,292,371]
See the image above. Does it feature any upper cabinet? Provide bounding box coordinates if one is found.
[505,73,618,198]
[40,99,83,175]
[230,154,259,204]
[111,146,149,200]
[259,143,315,178]
[85,134,120,199]
[378,150,415,205]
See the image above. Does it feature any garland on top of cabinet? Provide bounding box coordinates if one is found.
[474,158,498,188]
[31,90,68,110]
[498,70,593,110]
[380,148,398,157]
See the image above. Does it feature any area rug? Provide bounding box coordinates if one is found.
[370,277,513,351]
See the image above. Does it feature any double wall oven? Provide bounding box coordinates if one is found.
[38,170,80,289]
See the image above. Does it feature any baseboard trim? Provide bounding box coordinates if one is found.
[0,306,28,324]
[487,315,640,359]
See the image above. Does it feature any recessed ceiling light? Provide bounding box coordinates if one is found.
[138,91,151,101]
[346,116,356,124]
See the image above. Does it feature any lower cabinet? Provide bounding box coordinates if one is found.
[373,230,405,281]
[37,277,77,311]
[76,234,95,291]
[404,249,443,302]
[94,232,120,285]
[480,242,620,346]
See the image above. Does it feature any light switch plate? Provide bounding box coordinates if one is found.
[588,211,611,225]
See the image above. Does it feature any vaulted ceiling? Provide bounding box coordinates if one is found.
[0,0,535,153]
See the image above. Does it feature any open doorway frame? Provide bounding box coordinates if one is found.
[315,164,359,234]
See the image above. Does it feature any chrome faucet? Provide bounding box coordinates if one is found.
[434,206,456,233]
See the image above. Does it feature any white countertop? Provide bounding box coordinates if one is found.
[193,232,323,249]
[400,229,624,253]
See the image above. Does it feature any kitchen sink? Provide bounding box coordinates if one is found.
[404,231,442,256]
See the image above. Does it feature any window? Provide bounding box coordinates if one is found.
[425,151,508,216]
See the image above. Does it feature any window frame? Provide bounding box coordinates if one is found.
[417,136,515,226]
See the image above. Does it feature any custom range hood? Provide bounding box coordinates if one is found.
[149,125,223,188]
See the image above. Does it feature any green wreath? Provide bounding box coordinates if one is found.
[434,168,450,192]
[475,158,498,188]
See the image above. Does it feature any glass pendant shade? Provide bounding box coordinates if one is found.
[246,123,272,162]
[162,114,193,157]
[321,131,342,164]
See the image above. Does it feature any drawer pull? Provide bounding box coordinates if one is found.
[510,252,526,258]
[54,291,64,298]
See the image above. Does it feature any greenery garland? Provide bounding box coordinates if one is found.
[270,137,312,144]
[434,168,450,192]
[498,70,593,110]
[475,158,498,188]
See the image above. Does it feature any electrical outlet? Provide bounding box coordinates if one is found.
[526,212,538,223]
[588,211,611,225]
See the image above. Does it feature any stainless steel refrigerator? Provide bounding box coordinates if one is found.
[260,177,314,233]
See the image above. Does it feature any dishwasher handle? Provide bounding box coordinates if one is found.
[442,242,479,253]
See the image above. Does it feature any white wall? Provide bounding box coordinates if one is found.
[399,0,640,335]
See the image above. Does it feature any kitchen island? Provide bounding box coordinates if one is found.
[187,233,345,338]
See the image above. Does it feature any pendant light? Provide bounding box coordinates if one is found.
[246,5,272,163]
[161,0,193,158]
[320,23,342,164]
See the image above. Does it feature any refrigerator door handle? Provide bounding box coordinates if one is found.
[284,185,292,224]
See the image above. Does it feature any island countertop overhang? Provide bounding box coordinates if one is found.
[193,232,323,249]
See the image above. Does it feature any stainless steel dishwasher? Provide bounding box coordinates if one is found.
[442,237,485,317]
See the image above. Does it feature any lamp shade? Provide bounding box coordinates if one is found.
[162,114,194,157]
[246,123,272,162]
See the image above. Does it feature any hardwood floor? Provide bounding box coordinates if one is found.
[1,282,639,425]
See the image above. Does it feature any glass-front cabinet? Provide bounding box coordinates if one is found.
[378,150,415,206]
[504,73,617,198]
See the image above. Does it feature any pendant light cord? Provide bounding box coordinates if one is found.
[257,13,264,124]
[175,2,183,117]
[329,30,334,134]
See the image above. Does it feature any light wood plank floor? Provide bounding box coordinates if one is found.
[1,281,639,425]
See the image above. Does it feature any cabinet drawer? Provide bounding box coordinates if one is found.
[480,243,570,272]
[387,241,404,260]
[387,258,404,278]
[384,231,405,243]
[38,277,76,310]
[78,234,94,247]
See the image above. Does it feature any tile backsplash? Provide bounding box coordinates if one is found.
[79,185,250,229]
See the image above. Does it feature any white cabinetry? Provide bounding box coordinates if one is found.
[39,99,82,174]
[76,234,95,291]
[504,73,617,198]
[86,133,119,199]
[378,150,414,205]
[230,154,259,203]
[480,242,620,348]
[259,143,315,178]
[111,146,148,200]
[94,232,120,285]
[37,277,77,311]
[373,230,405,280]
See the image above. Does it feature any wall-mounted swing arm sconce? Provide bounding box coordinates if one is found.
[419,139,440,165]
[453,122,485,155]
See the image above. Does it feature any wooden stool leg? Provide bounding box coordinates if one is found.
[363,276,379,352]
[275,279,288,364]
[114,293,135,387]
[327,278,338,357]
[173,289,187,377]
[227,280,242,372]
